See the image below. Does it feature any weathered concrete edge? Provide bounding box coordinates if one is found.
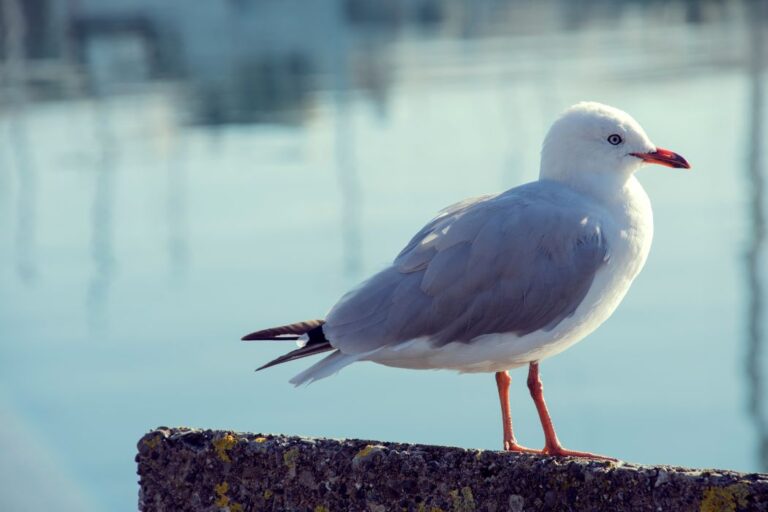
[137,427,768,512]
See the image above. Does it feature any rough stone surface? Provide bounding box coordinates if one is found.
[137,427,768,512]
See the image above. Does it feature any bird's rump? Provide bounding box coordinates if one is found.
[324,181,611,355]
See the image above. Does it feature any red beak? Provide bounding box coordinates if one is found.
[630,147,691,169]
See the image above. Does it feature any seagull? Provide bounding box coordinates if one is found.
[242,102,690,458]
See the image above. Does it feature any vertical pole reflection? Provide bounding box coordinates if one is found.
[332,22,362,281]
[495,73,523,186]
[746,0,767,472]
[87,94,117,331]
[334,90,362,280]
[166,137,189,285]
[2,0,37,284]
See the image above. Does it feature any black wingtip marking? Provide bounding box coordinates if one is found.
[242,333,300,341]
[243,320,331,370]
[241,319,325,341]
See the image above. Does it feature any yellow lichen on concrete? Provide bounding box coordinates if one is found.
[214,481,244,512]
[283,447,300,477]
[283,447,299,467]
[700,483,749,512]
[449,486,476,512]
[352,444,385,468]
[213,434,237,463]
[263,489,273,499]
[356,445,376,458]
[142,436,161,450]
[214,482,230,507]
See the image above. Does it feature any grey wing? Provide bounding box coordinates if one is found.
[393,193,496,272]
[324,185,610,355]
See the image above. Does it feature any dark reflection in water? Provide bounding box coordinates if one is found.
[2,0,37,285]
[87,95,118,330]
[192,53,314,127]
[745,0,767,472]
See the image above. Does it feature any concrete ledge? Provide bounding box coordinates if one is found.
[136,427,768,511]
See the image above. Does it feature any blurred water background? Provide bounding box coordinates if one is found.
[1,0,767,509]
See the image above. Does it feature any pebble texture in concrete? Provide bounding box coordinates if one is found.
[137,427,768,512]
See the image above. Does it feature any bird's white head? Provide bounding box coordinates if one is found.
[539,102,690,191]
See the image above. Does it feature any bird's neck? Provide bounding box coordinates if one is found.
[539,164,638,209]
[571,173,632,205]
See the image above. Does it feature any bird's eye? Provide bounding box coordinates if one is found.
[607,134,623,145]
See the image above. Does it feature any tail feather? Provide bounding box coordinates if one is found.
[244,319,334,373]
[289,350,360,386]
[256,342,334,371]
[242,319,325,341]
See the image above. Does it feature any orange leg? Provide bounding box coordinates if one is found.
[526,362,616,460]
[495,371,538,453]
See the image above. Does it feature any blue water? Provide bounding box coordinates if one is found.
[1,1,766,509]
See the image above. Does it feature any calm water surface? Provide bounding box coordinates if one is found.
[0,1,766,509]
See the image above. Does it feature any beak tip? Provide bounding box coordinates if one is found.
[633,147,690,170]
[674,155,691,170]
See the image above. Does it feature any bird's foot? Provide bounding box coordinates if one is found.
[541,444,617,461]
[503,441,540,454]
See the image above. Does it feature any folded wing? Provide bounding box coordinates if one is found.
[325,181,611,355]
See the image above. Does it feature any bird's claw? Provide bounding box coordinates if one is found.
[541,445,617,461]
[504,442,615,460]
[503,441,539,454]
